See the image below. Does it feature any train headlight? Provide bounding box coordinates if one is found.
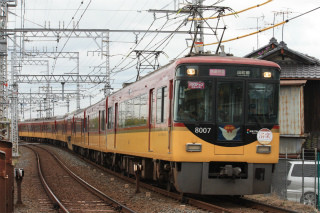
[256,145,271,154]
[263,71,272,78]
[187,68,196,76]
[186,143,202,152]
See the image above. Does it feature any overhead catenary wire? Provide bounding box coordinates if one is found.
[116,17,190,84]
[110,12,187,76]
[14,1,320,117]
[117,5,320,84]
[51,0,92,74]
[111,14,189,77]
[188,0,273,21]
[197,6,320,48]
[198,20,287,47]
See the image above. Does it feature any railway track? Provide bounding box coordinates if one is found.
[25,144,136,213]
[14,146,57,212]
[70,148,299,213]
[24,143,300,212]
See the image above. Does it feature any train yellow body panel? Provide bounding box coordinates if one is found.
[19,55,281,195]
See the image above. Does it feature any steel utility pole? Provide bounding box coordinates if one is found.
[10,33,19,157]
[104,32,110,97]
[192,0,204,53]
[0,0,16,140]
[149,0,204,54]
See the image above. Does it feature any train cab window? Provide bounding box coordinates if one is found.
[156,86,167,123]
[217,81,243,123]
[107,107,113,129]
[174,80,213,122]
[247,83,278,124]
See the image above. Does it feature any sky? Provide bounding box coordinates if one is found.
[6,0,320,119]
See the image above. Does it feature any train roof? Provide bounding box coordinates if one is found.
[175,55,281,69]
[133,55,280,83]
[109,55,281,97]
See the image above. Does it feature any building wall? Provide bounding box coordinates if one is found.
[304,80,320,134]
[279,84,305,154]
[279,85,304,136]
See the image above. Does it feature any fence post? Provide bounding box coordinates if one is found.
[285,148,287,200]
[315,148,317,209]
[318,152,320,210]
[301,148,304,204]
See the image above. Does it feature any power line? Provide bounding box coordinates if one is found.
[198,6,320,48]
[288,7,320,22]
[51,0,92,74]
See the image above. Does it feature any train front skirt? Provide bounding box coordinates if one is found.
[173,162,272,195]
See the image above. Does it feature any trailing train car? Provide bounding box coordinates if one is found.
[19,55,280,195]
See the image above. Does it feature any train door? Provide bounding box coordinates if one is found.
[105,98,108,147]
[168,80,173,152]
[82,111,86,145]
[87,115,90,146]
[148,89,155,152]
[114,103,118,148]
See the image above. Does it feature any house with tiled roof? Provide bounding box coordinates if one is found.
[245,37,320,156]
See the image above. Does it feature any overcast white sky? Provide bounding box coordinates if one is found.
[7,0,320,119]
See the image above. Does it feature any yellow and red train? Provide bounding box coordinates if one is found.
[19,55,280,195]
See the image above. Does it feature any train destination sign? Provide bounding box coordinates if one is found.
[209,69,225,76]
[188,81,205,89]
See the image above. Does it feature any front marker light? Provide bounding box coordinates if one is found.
[257,145,271,154]
[187,68,196,76]
[186,143,202,152]
[263,71,272,78]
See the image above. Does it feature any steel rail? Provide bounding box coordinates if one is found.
[237,197,299,213]
[75,150,300,213]
[26,143,298,213]
[25,145,69,213]
[75,153,234,213]
[35,145,136,213]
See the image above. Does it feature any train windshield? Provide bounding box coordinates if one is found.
[174,65,279,125]
[247,83,278,124]
[174,80,213,122]
[217,81,243,123]
[174,80,278,124]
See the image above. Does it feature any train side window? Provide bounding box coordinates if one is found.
[83,118,86,132]
[157,86,167,123]
[100,110,105,131]
[87,116,90,132]
[89,113,99,132]
[119,102,124,128]
[140,94,148,125]
[133,96,140,125]
[107,107,113,129]
[74,120,77,134]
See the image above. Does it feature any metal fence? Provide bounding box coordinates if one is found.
[271,148,320,209]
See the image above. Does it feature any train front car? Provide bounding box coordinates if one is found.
[171,56,280,195]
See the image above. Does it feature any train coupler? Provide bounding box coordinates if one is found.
[220,165,242,178]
